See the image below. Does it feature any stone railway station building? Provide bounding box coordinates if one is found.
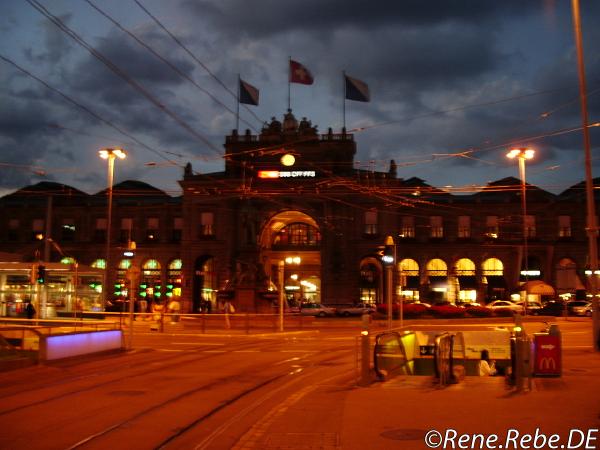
[0,110,595,315]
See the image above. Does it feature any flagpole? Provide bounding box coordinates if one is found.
[236,74,240,131]
[288,56,291,111]
[342,70,346,132]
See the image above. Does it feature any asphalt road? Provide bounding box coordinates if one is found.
[0,317,594,450]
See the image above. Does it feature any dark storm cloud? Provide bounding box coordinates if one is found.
[70,27,196,106]
[184,0,537,37]
[0,96,63,188]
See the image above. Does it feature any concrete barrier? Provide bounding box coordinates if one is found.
[39,329,124,361]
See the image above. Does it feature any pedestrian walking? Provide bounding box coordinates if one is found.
[168,299,181,323]
[25,301,36,320]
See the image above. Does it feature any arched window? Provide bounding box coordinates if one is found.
[167,259,182,300]
[482,258,506,299]
[398,258,420,301]
[426,258,447,276]
[455,258,476,275]
[556,258,583,296]
[359,258,381,304]
[140,259,162,304]
[272,222,321,248]
[91,259,106,270]
[482,258,503,275]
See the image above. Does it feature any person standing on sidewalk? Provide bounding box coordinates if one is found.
[478,349,497,376]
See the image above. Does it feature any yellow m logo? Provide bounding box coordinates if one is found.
[539,357,556,370]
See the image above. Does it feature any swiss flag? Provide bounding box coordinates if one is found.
[289,60,314,85]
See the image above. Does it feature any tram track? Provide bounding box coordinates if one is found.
[0,338,293,416]
[64,350,354,450]
[0,331,358,450]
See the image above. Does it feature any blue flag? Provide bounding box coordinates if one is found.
[239,79,259,105]
[345,74,370,102]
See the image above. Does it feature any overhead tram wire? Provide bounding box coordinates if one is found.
[26,0,223,158]
[84,0,260,134]
[132,0,265,128]
[348,87,571,134]
[0,53,178,167]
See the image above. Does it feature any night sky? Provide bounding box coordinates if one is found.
[1,0,599,197]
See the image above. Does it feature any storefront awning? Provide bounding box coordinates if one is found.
[404,276,420,289]
[486,275,507,289]
[520,280,555,296]
[458,276,477,290]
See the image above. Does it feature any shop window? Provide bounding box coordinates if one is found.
[61,219,76,241]
[430,216,443,238]
[200,212,214,237]
[364,210,378,235]
[400,216,415,238]
[558,215,571,238]
[146,217,159,242]
[457,216,471,239]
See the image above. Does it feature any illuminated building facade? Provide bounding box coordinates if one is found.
[0,110,597,315]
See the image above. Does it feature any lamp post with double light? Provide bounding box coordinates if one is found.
[571,0,599,352]
[507,147,535,309]
[99,147,126,310]
[382,235,396,330]
[278,255,301,332]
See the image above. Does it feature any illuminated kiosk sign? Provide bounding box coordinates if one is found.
[258,170,316,179]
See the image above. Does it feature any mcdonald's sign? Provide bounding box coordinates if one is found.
[533,334,561,376]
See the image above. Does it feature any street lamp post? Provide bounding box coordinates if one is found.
[279,256,301,332]
[507,147,535,310]
[99,148,126,310]
[571,0,599,352]
[382,235,395,330]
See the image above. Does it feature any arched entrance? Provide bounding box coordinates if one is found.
[454,258,477,304]
[359,258,382,304]
[482,257,506,301]
[193,256,217,313]
[555,258,584,300]
[398,258,419,302]
[259,211,321,308]
[426,258,448,303]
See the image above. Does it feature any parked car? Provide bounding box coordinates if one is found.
[429,301,466,318]
[299,303,337,317]
[334,303,375,317]
[537,301,567,316]
[486,300,524,314]
[514,300,543,314]
[567,300,592,317]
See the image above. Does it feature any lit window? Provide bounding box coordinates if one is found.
[400,216,415,238]
[485,216,499,239]
[364,210,378,235]
[525,215,536,238]
[120,218,133,242]
[558,215,571,237]
[458,216,471,238]
[200,212,214,237]
[430,216,443,238]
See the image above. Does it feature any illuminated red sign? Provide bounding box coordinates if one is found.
[258,170,316,179]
